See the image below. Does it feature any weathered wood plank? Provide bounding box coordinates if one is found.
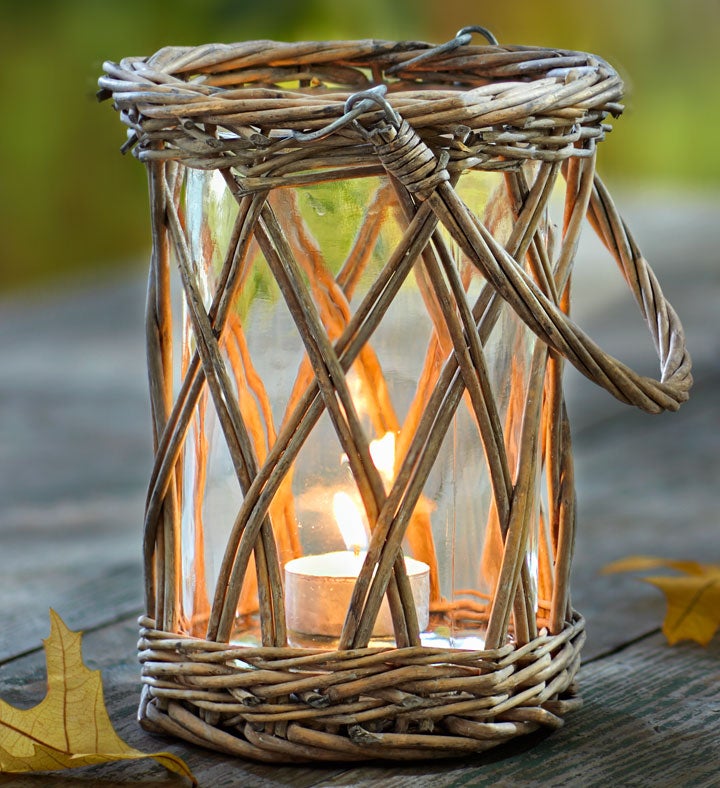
[0,616,718,786]
[0,562,142,665]
[571,373,720,660]
[0,274,151,508]
[558,191,719,658]
[0,275,150,662]
[0,497,144,663]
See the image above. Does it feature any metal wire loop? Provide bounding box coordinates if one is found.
[344,85,400,126]
[385,25,498,75]
[291,86,397,144]
[456,25,499,47]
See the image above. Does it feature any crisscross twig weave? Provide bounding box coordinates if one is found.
[100,31,690,762]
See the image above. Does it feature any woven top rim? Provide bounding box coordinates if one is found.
[127,38,616,78]
[102,38,621,95]
[99,37,624,173]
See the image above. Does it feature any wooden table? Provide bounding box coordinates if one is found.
[1,191,718,786]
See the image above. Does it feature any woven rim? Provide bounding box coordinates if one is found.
[98,37,624,177]
[138,613,585,762]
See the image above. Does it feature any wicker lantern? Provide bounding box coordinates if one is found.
[99,28,691,761]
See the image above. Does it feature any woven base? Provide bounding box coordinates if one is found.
[138,613,585,762]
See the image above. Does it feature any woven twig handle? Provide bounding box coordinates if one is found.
[458,177,692,413]
[586,173,692,398]
[350,94,691,414]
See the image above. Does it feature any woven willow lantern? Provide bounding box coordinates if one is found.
[99,28,691,761]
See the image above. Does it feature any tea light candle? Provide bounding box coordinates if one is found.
[286,438,429,639]
[285,550,430,638]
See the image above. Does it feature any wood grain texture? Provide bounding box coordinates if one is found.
[0,276,150,663]
[0,619,717,786]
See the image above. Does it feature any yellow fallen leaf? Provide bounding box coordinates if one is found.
[602,556,720,646]
[643,573,720,646]
[0,610,196,784]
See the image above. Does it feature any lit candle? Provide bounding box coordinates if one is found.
[285,549,430,639]
[285,439,430,639]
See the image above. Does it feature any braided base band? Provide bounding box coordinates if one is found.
[138,614,584,762]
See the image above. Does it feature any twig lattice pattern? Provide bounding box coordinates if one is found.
[99,34,691,761]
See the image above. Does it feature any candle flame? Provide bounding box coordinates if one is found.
[332,491,368,555]
[369,431,396,488]
[340,431,396,489]
[334,432,396,554]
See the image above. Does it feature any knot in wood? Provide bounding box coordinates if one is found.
[365,118,449,200]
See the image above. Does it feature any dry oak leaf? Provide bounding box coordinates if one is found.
[603,556,720,646]
[0,609,196,784]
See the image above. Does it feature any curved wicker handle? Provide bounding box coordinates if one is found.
[464,172,693,414]
[351,95,692,414]
[584,173,692,408]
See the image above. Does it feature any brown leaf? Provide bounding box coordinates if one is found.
[0,610,196,784]
[602,555,720,646]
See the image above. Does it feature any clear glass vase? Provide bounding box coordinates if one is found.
[176,166,540,649]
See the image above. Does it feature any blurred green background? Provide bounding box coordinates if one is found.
[1,0,718,293]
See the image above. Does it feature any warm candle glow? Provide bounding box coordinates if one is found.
[369,431,396,489]
[333,431,396,550]
[341,432,396,485]
[284,428,428,640]
[332,491,368,555]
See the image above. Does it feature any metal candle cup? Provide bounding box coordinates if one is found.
[285,552,430,639]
